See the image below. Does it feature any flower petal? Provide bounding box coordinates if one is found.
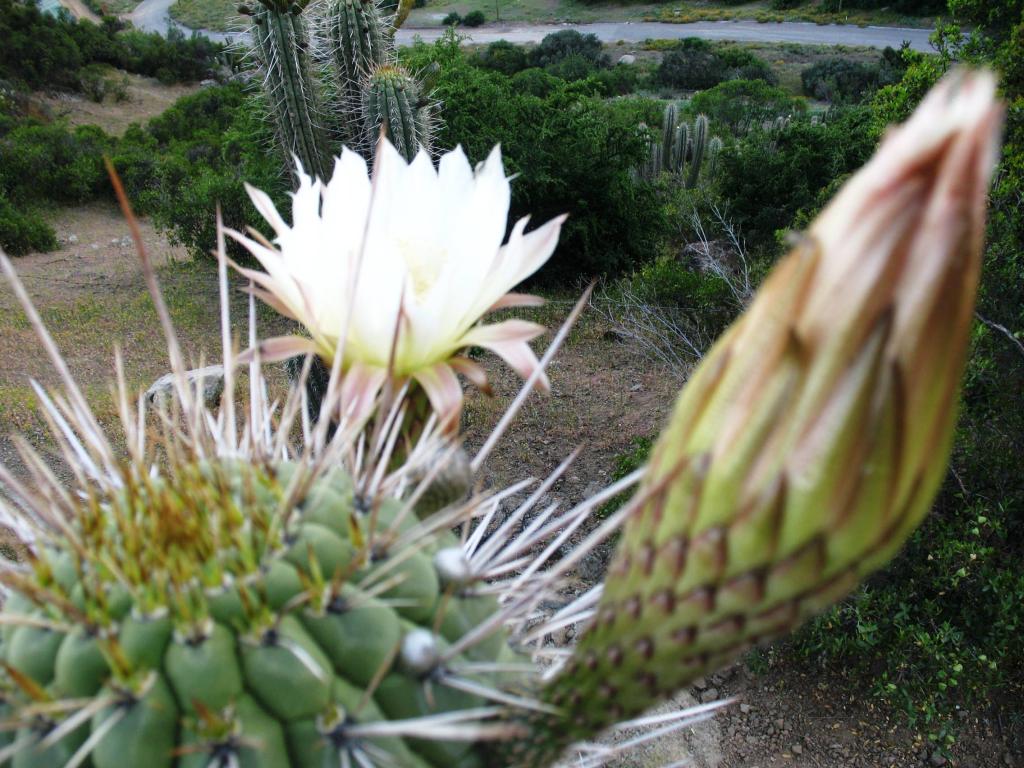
[339,363,388,426]
[488,293,546,313]
[449,356,493,396]
[413,363,463,432]
[237,335,319,364]
[460,321,549,392]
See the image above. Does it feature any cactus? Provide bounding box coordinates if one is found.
[362,65,434,161]
[246,0,434,172]
[638,107,717,188]
[685,113,708,189]
[0,70,1002,768]
[322,0,390,147]
[246,1,333,182]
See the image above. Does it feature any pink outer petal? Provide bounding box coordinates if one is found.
[413,363,464,433]
[460,321,549,392]
[487,293,546,313]
[237,336,319,364]
[450,356,493,396]
[339,363,388,426]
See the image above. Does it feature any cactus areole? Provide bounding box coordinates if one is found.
[0,71,1004,767]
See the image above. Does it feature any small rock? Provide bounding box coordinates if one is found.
[698,687,718,702]
[792,744,803,756]
[110,237,120,246]
[692,677,708,691]
[739,703,752,714]
[617,54,636,66]
[630,383,642,392]
[928,752,947,767]
[90,243,100,250]
[120,236,132,248]
[602,328,629,343]
[146,365,226,410]
[67,234,78,245]
[200,79,218,88]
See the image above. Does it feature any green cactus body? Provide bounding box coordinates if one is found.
[660,103,677,172]
[325,0,389,117]
[0,463,510,767]
[362,65,432,161]
[250,2,332,181]
[686,113,709,189]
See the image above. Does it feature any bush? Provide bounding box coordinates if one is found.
[442,11,461,25]
[409,39,668,280]
[689,78,806,133]
[0,193,56,256]
[527,30,608,70]
[473,40,528,76]
[716,106,873,244]
[656,39,776,91]
[509,67,560,97]
[462,10,486,26]
[0,121,112,205]
[0,0,221,93]
[801,53,903,103]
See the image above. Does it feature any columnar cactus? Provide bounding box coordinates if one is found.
[244,0,434,172]
[246,0,333,182]
[639,106,717,188]
[362,65,434,160]
[0,70,1002,768]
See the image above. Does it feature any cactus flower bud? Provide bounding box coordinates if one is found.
[542,70,1004,745]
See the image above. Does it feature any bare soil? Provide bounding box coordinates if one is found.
[37,73,200,136]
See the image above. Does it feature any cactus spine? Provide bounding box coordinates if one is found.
[247,0,434,173]
[249,1,332,182]
[362,65,433,161]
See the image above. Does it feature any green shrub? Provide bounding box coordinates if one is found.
[770,0,803,8]
[716,106,873,244]
[801,53,904,103]
[599,436,654,517]
[527,30,608,69]
[0,0,221,93]
[473,40,528,76]
[462,9,486,26]
[0,192,56,256]
[408,39,667,280]
[509,67,560,97]
[0,121,112,205]
[655,39,776,91]
[689,78,806,133]
[442,11,461,25]
[629,256,734,327]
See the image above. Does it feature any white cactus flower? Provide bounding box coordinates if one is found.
[229,139,565,426]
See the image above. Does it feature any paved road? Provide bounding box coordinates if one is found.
[125,0,934,52]
[400,20,933,52]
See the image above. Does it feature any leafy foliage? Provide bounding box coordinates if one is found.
[527,30,609,70]
[0,0,222,92]
[655,38,777,90]
[688,78,806,133]
[405,37,666,280]
[801,48,906,103]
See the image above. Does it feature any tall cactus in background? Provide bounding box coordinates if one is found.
[362,65,434,160]
[243,0,434,169]
[638,105,717,189]
[686,113,708,189]
[244,0,333,182]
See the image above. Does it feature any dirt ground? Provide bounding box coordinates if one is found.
[38,73,200,136]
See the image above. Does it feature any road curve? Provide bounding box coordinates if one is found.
[125,0,933,53]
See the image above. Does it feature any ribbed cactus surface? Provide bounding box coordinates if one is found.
[362,66,432,161]
[249,2,333,182]
[0,461,505,768]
